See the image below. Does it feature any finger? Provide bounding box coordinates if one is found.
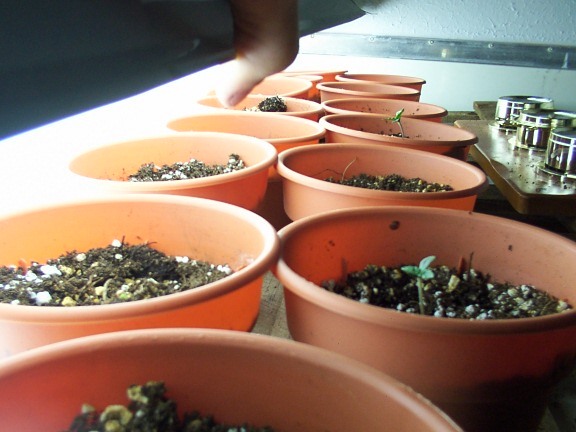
[216,0,299,107]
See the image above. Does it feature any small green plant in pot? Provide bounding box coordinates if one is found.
[274,206,576,432]
[401,255,435,315]
[386,108,405,137]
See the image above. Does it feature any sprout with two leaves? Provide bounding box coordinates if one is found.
[385,108,405,137]
[401,255,436,315]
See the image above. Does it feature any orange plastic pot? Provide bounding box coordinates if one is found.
[287,74,323,102]
[0,195,279,358]
[277,144,487,220]
[320,113,478,160]
[195,94,324,121]
[68,132,276,211]
[322,98,448,123]
[279,68,348,83]
[274,206,576,432]
[255,179,293,232]
[166,111,325,179]
[275,73,324,102]
[0,328,462,432]
[335,73,427,92]
[317,81,421,103]
[248,75,312,99]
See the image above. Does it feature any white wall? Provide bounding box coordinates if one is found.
[288,0,576,112]
[344,0,576,44]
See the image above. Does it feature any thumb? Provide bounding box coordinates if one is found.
[215,60,267,107]
[216,0,299,107]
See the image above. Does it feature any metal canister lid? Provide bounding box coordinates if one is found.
[495,96,554,127]
[550,111,576,129]
[518,109,576,129]
[521,97,554,110]
[550,128,576,143]
[497,95,553,108]
[518,109,554,128]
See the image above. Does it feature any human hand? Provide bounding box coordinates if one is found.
[216,0,299,107]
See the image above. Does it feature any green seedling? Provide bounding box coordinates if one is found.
[401,255,436,315]
[385,108,405,137]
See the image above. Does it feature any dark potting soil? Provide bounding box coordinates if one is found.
[244,96,287,113]
[65,381,275,432]
[325,172,454,192]
[257,96,288,112]
[127,154,246,182]
[0,240,232,306]
[322,259,571,319]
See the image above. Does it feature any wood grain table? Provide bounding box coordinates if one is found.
[456,119,576,215]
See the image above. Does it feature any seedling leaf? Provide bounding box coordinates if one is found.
[384,108,405,137]
[401,255,435,279]
[401,255,436,315]
[392,108,405,122]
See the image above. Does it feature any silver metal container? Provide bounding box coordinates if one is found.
[545,129,576,176]
[495,96,554,129]
[516,109,576,150]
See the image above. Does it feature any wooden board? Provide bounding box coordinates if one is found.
[473,101,498,120]
[455,119,576,215]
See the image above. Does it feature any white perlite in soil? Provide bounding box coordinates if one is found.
[322,261,571,319]
[0,240,233,306]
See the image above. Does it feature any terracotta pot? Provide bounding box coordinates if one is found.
[277,143,487,220]
[195,94,324,121]
[279,68,348,83]
[276,73,323,102]
[249,75,312,99]
[0,328,462,432]
[166,111,325,179]
[255,179,293,231]
[274,206,576,432]
[68,132,276,211]
[322,98,448,123]
[335,73,427,92]
[320,113,478,160]
[0,195,279,358]
[317,81,421,103]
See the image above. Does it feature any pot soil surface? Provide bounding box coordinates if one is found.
[65,381,274,432]
[322,258,571,319]
[128,154,246,182]
[244,96,287,113]
[325,172,454,192]
[0,240,233,306]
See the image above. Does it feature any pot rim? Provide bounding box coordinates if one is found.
[166,112,326,145]
[0,328,462,432]
[320,113,478,147]
[250,75,313,97]
[335,73,427,85]
[280,69,348,77]
[321,98,447,119]
[0,194,280,321]
[317,81,421,98]
[195,95,324,117]
[68,132,277,190]
[277,143,488,200]
[274,206,576,335]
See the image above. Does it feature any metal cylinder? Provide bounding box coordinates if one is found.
[495,96,554,128]
[545,129,576,175]
[516,110,576,150]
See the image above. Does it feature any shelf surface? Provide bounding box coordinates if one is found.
[456,119,576,215]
